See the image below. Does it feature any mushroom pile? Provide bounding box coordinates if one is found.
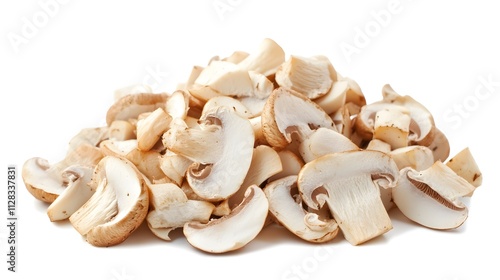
[22,38,483,252]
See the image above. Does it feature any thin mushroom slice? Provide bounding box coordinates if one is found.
[166,90,190,120]
[261,87,336,149]
[236,38,285,77]
[264,175,339,243]
[106,93,168,126]
[163,106,254,201]
[268,150,304,182]
[202,96,253,119]
[298,127,359,163]
[69,156,149,247]
[389,145,434,171]
[183,185,269,253]
[392,162,475,230]
[108,120,136,141]
[298,150,399,245]
[446,147,482,191]
[372,108,411,149]
[136,107,172,152]
[314,80,348,115]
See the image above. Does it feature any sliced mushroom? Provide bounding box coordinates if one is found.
[372,107,411,149]
[136,108,172,152]
[68,126,109,152]
[298,150,399,245]
[166,90,190,120]
[222,51,249,64]
[389,145,434,171]
[446,147,482,191]
[106,93,168,126]
[261,87,336,149]
[46,165,94,221]
[236,38,285,77]
[392,161,475,229]
[298,127,359,163]
[183,185,269,253]
[69,156,149,246]
[22,144,103,203]
[202,96,253,119]
[366,139,391,153]
[146,183,214,241]
[268,150,304,182]
[264,175,339,243]
[108,120,136,141]
[275,55,337,100]
[163,106,254,201]
[113,84,152,101]
[314,80,348,115]
[159,151,193,186]
[236,96,268,118]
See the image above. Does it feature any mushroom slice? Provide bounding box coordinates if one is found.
[113,84,152,101]
[236,38,285,77]
[202,96,253,119]
[298,150,399,245]
[268,150,304,182]
[22,144,103,203]
[426,126,450,162]
[166,90,190,120]
[68,126,109,152]
[146,183,214,241]
[183,185,269,253]
[298,127,359,163]
[314,80,348,115]
[354,103,409,141]
[236,96,268,118]
[264,175,339,243]
[261,87,336,149]
[249,116,268,146]
[392,161,475,229]
[342,77,366,108]
[136,108,172,151]
[163,106,254,201]
[47,165,94,221]
[372,108,411,149]
[106,93,168,126]
[69,156,149,247]
[275,55,337,100]
[446,147,482,191]
[159,151,193,186]
[389,145,434,171]
[228,145,282,208]
[223,51,249,64]
[189,61,274,102]
[108,120,136,141]
[366,139,391,153]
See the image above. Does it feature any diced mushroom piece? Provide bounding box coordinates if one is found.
[189,61,274,102]
[268,150,304,182]
[264,175,339,243]
[275,55,337,100]
[261,87,336,149]
[106,93,168,126]
[366,139,391,153]
[389,145,434,171]
[22,144,103,203]
[392,161,475,229]
[314,80,348,115]
[446,148,482,192]
[113,84,152,101]
[136,108,172,151]
[202,96,253,119]
[163,107,254,201]
[183,185,269,253]
[298,127,359,163]
[298,150,399,245]
[108,120,135,141]
[237,38,285,77]
[166,90,190,120]
[373,108,411,149]
[69,156,149,247]
[146,183,214,241]
[228,145,282,208]
[159,151,193,186]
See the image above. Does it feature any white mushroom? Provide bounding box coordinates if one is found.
[146,183,215,241]
[268,150,304,182]
[298,150,399,245]
[298,127,359,163]
[389,145,435,171]
[163,106,254,201]
[108,120,136,141]
[202,96,253,119]
[106,93,168,126]
[314,80,348,115]
[264,175,339,243]
[183,185,269,253]
[69,156,149,246]
[136,107,172,151]
[392,161,476,229]
[372,107,411,149]
[159,151,193,186]
[165,90,190,120]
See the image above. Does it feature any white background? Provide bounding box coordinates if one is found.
[1,1,499,280]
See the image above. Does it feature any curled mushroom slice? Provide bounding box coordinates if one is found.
[275,55,337,100]
[69,156,149,247]
[261,87,336,149]
[298,150,399,245]
[298,127,359,163]
[106,93,168,126]
[446,147,482,191]
[392,161,475,229]
[47,165,94,221]
[163,107,254,201]
[264,175,339,243]
[22,144,103,203]
[146,183,215,241]
[236,38,285,77]
[183,185,269,253]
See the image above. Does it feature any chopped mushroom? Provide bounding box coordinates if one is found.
[298,150,400,245]
[69,156,149,246]
[446,147,482,191]
[106,93,168,126]
[183,185,269,253]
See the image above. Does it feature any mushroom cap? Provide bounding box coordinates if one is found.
[261,87,335,149]
[264,175,339,243]
[69,156,149,247]
[183,185,269,253]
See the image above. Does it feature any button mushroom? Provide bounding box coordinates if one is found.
[69,156,149,247]
[298,150,400,245]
